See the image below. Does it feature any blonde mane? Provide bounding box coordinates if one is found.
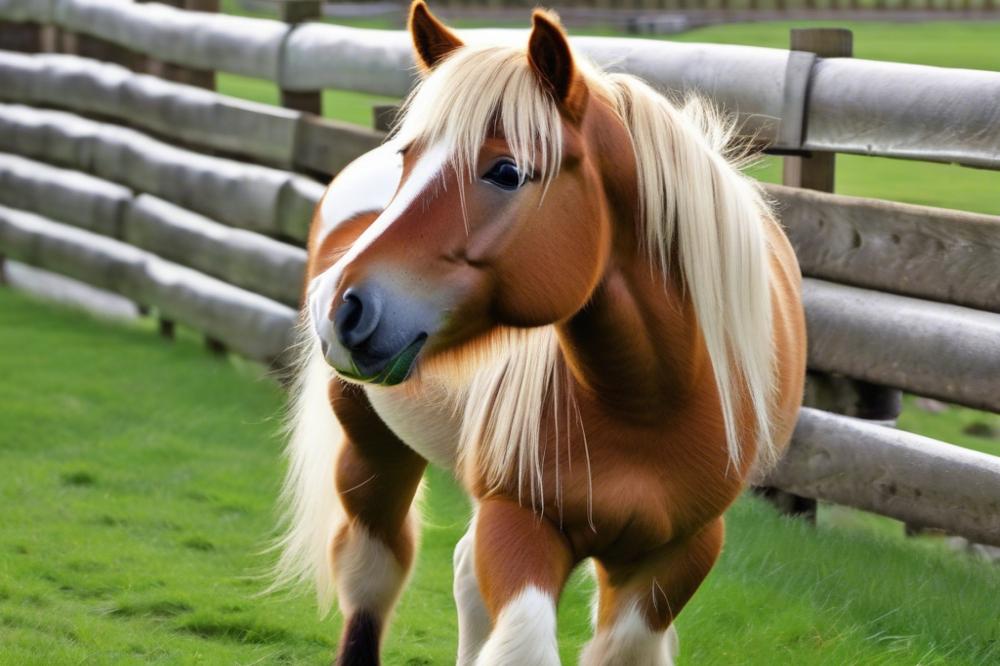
[394,42,777,501]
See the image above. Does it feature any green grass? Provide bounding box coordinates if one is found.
[2,287,999,664]
[6,9,1000,663]
[898,396,1000,458]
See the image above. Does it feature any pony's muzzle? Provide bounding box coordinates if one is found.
[327,280,433,384]
[334,286,383,352]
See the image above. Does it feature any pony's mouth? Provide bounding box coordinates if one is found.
[337,333,428,386]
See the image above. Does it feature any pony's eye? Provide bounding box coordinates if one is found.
[482,159,524,191]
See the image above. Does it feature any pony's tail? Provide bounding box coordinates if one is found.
[270,321,344,614]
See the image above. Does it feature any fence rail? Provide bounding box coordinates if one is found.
[1,0,998,548]
[0,203,298,362]
[803,279,1000,414]
[370,0,1000,10]
[4,0,1000,165]
[0,102,325,241]
[765,408,1000,548]
[769,184,1000,313]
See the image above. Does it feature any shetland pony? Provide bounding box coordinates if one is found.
[275,3,806,664]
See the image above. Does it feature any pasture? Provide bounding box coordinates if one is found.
[2,7,1000,665]
[2,287,999,664]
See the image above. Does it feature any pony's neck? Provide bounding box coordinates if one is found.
[556,256,706,422]
[555,100,708,423]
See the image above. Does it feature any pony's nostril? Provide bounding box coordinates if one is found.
[340,293,363,330]
[334,286,382,351]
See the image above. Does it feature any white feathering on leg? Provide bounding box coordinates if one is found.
[580,603,678,666]
[334,523,410,619]
[454,520,492,665]
[476,586,560,666]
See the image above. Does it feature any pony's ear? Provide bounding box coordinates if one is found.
[527,10,587,120]
[409,1,464,73]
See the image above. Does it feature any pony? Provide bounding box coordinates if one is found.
[274,2,806,664]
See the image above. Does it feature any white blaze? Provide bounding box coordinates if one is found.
[317,140,404,244]
[308,142,451,370]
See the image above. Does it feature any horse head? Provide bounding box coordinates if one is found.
[309,3,624,386]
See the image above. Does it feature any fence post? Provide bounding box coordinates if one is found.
[372,104,400,133]
[766,29,849,522]
[762,28,902,522]
[278,0,323,116]
[138,0,218,89]
[166,0,218,90]
[205,336,228,356]
[158,318,176,340]
[47,13,145,71]
[0,20,44,52]
[782,29,851,192]
[132,0,220,341]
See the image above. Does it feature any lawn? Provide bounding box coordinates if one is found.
[3,9,999,666]
[2,284,999,664]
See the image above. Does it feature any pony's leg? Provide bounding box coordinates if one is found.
[330,382,427,666]
[580,518,724,666]
[473,498,574,666]
[454,517,491,665]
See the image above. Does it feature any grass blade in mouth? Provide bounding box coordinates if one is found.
[376,334,428,386]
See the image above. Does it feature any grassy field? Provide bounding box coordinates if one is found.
[218,17,1000,216]
[4,9,999,665]
[1,286,998,665]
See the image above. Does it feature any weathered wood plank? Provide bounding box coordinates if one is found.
[293,114,384,177]
[765,27,860,521]
[372,104,399,133]
[0,151,131,238]
[139,0,219,88]
[0,149,312,306]
[0,19,42,52]
[781,28,849,194]
[125,194,307,307]
[0,102,317,242]
[277,175,325,241]
[67,32,146,72]
[0,51,300,168]
[769,184,1000,314]
[0,200,148,295]
[53,0,288,81]
[277,1,322,117]
[6,2,998,166]
[0,0,56,24]
[0,203,297,362]
[282,23,1000,166]
[803,278,1000,413]
[764,407,1000,548]
[805,57,1000,170]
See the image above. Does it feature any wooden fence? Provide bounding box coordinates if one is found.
[0,0,998,548]
[302,0,1000,33]
[416,0,1000,9]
